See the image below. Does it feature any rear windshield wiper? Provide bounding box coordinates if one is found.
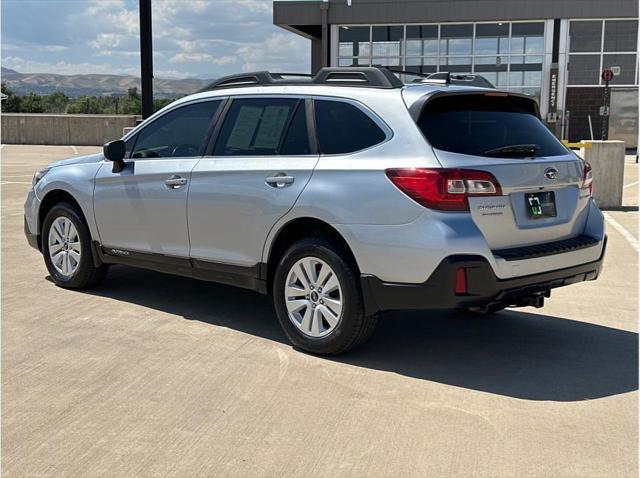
[484,144,539,157]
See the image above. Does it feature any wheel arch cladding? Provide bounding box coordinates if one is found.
[38,190,90,248]
[266,217,360,295]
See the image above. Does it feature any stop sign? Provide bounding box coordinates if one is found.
[602,69,615,82]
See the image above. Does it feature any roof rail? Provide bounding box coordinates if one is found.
[387,70,495,89]
[421,72,451,85]
[198,67,403,92]
[313,67,403,88]
[420,72,495,88]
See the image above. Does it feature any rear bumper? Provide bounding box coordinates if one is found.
[361,236,606,315]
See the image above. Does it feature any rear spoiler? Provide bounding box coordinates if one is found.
[405,90,541,122]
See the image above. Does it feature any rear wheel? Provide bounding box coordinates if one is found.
[273,237,376,355]
[42,202,108,289]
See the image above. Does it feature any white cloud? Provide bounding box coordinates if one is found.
[3,0,310,78]
[169,53,236,65]
[96,50,140,58]
[236,33,309,73]
[38,45,69,52]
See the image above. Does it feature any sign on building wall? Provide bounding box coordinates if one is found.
[546,65,559,124]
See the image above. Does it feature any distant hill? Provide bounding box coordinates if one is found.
[1,67,212,98]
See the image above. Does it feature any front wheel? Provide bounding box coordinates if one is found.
[273,238,377,355]
[42,202,108,289]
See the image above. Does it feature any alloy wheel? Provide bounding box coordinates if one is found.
[284,256,344,338]
[48,216,81,278]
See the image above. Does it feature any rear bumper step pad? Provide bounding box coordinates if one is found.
[492,235,600,262]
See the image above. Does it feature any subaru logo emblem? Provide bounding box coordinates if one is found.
[544,167,559,180]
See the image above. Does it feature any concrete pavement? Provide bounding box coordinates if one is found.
[2,145,638,477]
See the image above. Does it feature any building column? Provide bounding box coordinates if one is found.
[320,2,329,68]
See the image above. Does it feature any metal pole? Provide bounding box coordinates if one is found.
[139,0,153,119]
[601,79,610,141]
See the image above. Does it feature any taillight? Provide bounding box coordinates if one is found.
[385,168,502,211]
[582,161,593,195]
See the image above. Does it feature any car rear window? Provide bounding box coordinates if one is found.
[417,94,568,158]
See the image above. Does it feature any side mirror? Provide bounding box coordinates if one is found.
[103,140,126,173]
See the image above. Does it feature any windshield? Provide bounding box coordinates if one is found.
[417,94,568,158]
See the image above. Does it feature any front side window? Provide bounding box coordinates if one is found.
[418,95,568,158]
[131,100,221,159]
[214,98,308,156]
[314,100,387,154]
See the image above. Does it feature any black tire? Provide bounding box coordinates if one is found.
[42,202,108,289]
[273,237,377,355]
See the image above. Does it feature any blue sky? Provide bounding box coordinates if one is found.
[1,0,310,79]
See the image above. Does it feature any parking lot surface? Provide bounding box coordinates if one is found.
[2,145,638,477]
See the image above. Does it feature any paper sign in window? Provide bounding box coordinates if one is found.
[253,106,291,150]
[226,106,263,150]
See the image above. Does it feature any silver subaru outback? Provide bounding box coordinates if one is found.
[24,67,606,355]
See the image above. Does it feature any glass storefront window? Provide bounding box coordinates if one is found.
[338,57,370,67]
[511,22,544,55]
[604,20,639,52]
[441,38,472,56]
[510,37,524,54]
[568,54,601,85]
[474,55,508,66]
[440,24,473,55]
[372,26,403,57]
[372,57,401,67]
[569,21,603,53]
[335,21,547,97]
[523,71,543,86]
[475,23,509,55]
[524,36,544,54]
[441,56,472,66]
[405,58,437,75]
[338,26,370,58]
[568,20,638,85]
[602,54,637,84]
[510,55,543,65]
[406,57,437,66]
[405,25,438,56]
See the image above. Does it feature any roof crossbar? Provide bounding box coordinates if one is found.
[198,67,404,92]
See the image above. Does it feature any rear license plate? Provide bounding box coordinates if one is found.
[526,191,557,219]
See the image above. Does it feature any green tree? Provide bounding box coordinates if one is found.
[1,83,22,112]
[43,91,69,113]
[153,97,174,112]
[20,92,45,113]
[66,96,105,114]
[119,87,142,115]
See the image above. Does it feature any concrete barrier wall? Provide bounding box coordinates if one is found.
[1,114,139,146]
[581,140,626,209]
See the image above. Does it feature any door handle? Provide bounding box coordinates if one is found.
[165,175,188,189]
[265,173,295,188]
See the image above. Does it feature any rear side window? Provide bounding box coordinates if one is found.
[131,100,221,158]
[215,98,308,156]
[314,100,387,154]
[418,95,567,158]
